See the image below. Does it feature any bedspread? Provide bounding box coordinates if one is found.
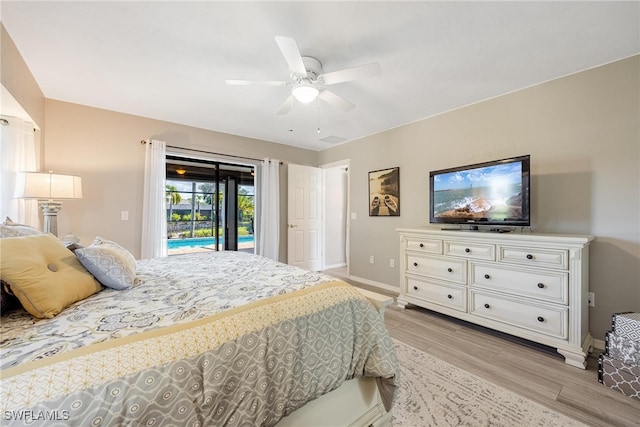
[1,252,334,370]
[1,252,398,426]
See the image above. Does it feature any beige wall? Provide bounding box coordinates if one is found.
[1,24,45,128]
[319,55,640,341]
[43,100,318,262]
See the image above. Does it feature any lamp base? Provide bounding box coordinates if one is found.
[39,201,63,236]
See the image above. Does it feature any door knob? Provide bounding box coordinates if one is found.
[288,224,298,228]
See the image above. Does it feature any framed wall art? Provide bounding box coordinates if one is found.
[369,167,400,216]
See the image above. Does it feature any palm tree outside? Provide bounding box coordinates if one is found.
[238,188,255,234]
[166,184,181,220]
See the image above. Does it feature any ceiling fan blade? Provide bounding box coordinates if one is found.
[274,36,307,76]
[318,90,355,112]
[276,95,294,115]
[320,62,381,85]
[225,79,289,86]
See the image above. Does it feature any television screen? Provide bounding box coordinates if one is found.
[429,155,530,227]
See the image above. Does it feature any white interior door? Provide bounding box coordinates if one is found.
[322,163,349,270]
[288,164,322,271]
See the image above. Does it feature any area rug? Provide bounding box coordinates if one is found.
[391,339,586,426]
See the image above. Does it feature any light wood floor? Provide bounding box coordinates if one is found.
[323,268,640,427]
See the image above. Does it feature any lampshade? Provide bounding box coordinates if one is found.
[292,83,319,104]
[14,172,83,200]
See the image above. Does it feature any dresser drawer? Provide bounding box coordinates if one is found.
[470,263,569,305]
[405,237,442,254]
[445,241,495,261]
[406,277,466,311]
[406,254,466,284]
[498,246,568,270]
[470,291,568,339]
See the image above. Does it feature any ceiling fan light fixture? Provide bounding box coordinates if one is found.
[292,83,319,103]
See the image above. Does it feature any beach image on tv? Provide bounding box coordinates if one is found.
[433,162,525,222]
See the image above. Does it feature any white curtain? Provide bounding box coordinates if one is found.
[257,158,280,261]
[0,116,39,226]
[141,139,167,259]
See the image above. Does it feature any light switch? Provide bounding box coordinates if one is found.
[351,212,357,220]
[121,211,129,221]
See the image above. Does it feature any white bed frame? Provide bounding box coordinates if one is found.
[276,289,394,427]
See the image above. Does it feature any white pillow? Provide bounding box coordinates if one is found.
[0,217,42,238]
[75,237,137,290]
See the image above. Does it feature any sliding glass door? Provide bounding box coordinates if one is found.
[165,156,254,255]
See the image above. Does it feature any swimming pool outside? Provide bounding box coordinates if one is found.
[167,235,254,249]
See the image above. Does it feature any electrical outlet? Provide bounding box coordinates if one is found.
[389,258,395,268]
[588,292,595,307]
[369,255,375,264]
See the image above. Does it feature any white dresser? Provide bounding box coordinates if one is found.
[397,227,594,368]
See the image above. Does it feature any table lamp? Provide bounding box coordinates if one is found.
[14,171,83,236]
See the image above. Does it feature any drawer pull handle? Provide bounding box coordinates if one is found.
[447,294,453,299]
[484,303,490,309]
[465,248,471,253]
[447,268,453,273]
[537,316,545,322]
[526,254,534,260]
[413,262,418,267]
[537,283,545,289]
[419,243,424,248]
[484,274,491,280]
[413,286,418,291]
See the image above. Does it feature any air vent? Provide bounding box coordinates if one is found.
[319,135,347,144]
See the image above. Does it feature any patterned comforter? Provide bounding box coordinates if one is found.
[0,251,398,426]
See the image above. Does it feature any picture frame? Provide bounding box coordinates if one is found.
[369,167,400,216]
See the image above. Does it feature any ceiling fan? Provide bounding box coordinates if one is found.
[225,36,381,115]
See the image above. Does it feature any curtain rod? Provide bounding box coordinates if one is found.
[0,116,37,132]
[140,140,282,164]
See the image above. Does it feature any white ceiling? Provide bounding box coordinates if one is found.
[2,1,638,151]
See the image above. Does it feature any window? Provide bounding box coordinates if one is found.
[165,156,255,255]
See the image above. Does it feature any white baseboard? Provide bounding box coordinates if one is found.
[348,275,399,295]
[592,338,605,352]
[324,263,347,270]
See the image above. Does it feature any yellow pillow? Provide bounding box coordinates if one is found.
[0,233,102,318]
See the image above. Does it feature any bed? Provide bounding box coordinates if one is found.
[0,230,398,427]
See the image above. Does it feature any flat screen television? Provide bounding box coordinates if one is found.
[429,155,530,229]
